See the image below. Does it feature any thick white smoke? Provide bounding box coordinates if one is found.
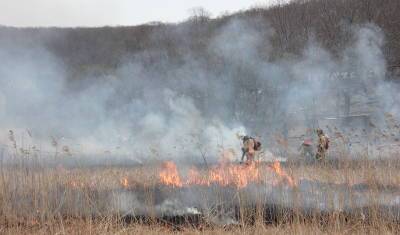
[0,20,398,162]
[0,45,246,161]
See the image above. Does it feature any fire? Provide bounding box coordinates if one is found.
[120,177,129,188]
[270,160,296,186]
[159,161,183,187]
[206,161,261,188]
[159,158,296,189]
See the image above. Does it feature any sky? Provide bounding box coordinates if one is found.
[0,0,281,27]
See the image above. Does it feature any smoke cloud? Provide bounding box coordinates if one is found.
[0,19,398,163]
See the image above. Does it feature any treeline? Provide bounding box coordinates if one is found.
[0,0,399,78]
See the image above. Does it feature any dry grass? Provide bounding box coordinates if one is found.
[1,218,399,235]
[1,154,400,234]
[289,159,400,186]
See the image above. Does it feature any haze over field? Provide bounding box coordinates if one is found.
[0,0,399,162]
[1,20,399,161]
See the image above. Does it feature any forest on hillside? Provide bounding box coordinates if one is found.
[1,0,399,77]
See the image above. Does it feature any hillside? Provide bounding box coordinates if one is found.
[0,0,399,78]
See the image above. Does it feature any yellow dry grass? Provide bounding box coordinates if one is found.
[1,156,400,234]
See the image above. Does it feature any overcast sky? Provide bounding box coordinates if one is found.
[0,0,282,27]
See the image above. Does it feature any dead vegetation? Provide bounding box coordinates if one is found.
[1,152,400,234]
[2,219,400,235]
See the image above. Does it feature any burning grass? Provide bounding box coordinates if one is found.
[158,159,296,189]
[1,154,400,234]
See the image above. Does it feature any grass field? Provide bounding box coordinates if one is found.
[1,150,400,234]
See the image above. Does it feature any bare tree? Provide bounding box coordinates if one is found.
[188,7,212,23]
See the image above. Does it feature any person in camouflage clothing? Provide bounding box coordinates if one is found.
[240,135,261,163]
[315,128,329,160]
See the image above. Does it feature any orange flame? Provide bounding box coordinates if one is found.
[159,158,296,189]
[159,161,183,187]
[270,160,296,186]
[120,177,129,188]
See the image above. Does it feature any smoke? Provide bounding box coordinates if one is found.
[0,19,398,162]
[0,44,246,161]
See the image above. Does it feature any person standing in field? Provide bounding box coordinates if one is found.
[239,135,261,164]
[315,128,329,160]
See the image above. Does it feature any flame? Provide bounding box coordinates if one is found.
[159,158,296,189]
[270,160,296,186]
[120,177,129,188]
[159,161,183,187]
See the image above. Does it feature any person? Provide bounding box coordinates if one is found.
[315,128,329,160]
[240,135,261,163]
